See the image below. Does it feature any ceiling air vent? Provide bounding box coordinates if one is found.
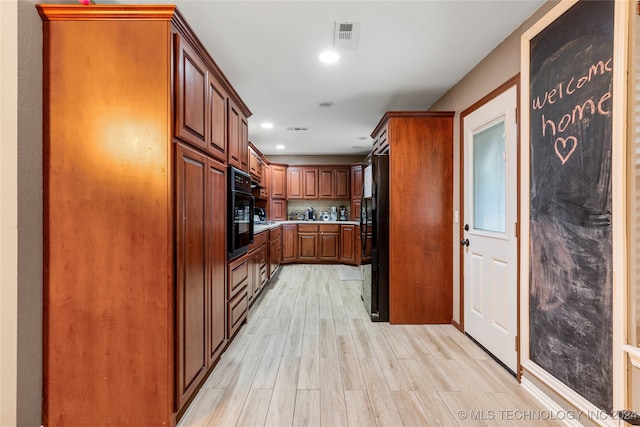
[334,21,360,49]
[287,127,309,131]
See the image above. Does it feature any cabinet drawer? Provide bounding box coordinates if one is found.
[319,224,340,233]
[227,287,248,338]
[298,224,319,233]
[249,230,268,251]
[269,225,282,240]
[228,256,248,298]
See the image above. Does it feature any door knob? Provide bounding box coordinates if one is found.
[460,239,470,246]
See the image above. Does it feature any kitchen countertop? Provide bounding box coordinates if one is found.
[254,220,359,233]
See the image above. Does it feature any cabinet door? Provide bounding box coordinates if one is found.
[303,168,318,198]
[240,115,249,172]
[260,163,270,199]
[271,164,286,198]
[351,199,361,222]
[207,77,227,162]
[175,35,208,152]
[298,232,319,261]
[282,225,297,263]
[207,160,227,367]
[287,167,303,199]
[227,99,241,169]
[269,237,281,276]
[270,199,287,221]
[334,167,350,199]
[319,168,334,199]
[319,231,339,261]
[175,143,208,407]
[340,225,356,265]
[249,148,261,182]
[351,165,363,199]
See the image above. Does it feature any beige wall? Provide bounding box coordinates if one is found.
[267,154,365,165]
[1,1,19,426]
[2,0,43,425]
[429,1,558,324]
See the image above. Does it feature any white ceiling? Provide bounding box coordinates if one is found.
[165,1,544,156]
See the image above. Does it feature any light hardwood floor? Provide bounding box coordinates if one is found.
[178,264,562,427]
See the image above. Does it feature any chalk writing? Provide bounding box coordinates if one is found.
[532,57,612,165]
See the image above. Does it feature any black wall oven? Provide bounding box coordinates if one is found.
[228,166,254,259]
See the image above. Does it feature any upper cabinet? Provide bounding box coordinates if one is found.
[271,164,287,199]
[175,34,229,163]
[319,166,350,199]
[228,98,249,171]
[288,166,349,200]
[175,35,208,153]
[249,146,262,182]
[350,164,363,200]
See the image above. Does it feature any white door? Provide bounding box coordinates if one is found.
[463,85,518,372]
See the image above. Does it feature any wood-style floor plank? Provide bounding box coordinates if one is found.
[177,264,560,427]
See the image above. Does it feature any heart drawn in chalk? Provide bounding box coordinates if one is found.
[554,136,578,165]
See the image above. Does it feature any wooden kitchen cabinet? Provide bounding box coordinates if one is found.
[228,98,249,172]
[319,224,340,261]
[298,224,319,261]
[175,33,228,163]
[334,167,350,199]
[270,163,287,199]
[282,224,298,263]
[351,164,364,199]
[340,224,357,265]
[319,166,350,199]
[175,143,227,408]
[247,230,268,302]
[249,146,262,182]
[287,167,303,198]
[371,111,454,324]
[270,199,287,221]
[38,5,251,425]
[269,226,282,277]
[227,255,249,337]
[296,224,340,262]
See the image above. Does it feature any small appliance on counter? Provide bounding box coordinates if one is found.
[330,206,337,221]
[254,207,267,222]
[306,207,315,221]
[339,206,348,221]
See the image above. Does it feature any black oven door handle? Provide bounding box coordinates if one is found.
[249,195,255,243]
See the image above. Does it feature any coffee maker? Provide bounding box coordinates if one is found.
[254,207,267,222]
[339,206,348,221]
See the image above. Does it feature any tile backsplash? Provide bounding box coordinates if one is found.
[286,200,351,221]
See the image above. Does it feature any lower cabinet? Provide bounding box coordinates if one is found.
[175,143,227,409]
[296,224,341,262]
[269,226,282,277]
[282,224,298,263]
[227,255,249,338]
[247,231,268,302]
[340,224,357,265]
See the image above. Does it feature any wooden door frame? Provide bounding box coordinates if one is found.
[458,75,522,380]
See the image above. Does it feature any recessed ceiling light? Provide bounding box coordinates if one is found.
[319,102,335,108]
[261,122,273,129]
[276,144,285,150]
[319,51,339,64]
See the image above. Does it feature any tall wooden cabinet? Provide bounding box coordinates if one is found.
[38,5,251,426]
[371,112,454,324]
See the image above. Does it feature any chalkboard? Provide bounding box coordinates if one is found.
[528,0,614,413]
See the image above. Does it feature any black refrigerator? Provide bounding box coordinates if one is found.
[360,154,389,322]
